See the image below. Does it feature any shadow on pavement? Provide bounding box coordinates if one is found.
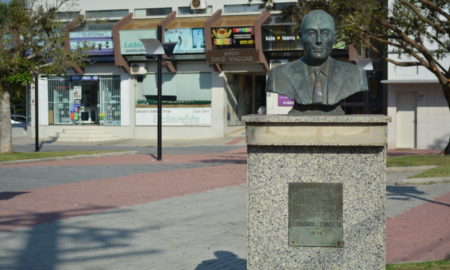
[0,192,29,200]
[0,209,161,270]
[195,251,246,270]
[387,185,450,207]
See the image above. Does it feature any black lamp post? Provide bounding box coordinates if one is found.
[140,27,176,161]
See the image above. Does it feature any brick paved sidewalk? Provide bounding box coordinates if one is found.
[1,147,449,269]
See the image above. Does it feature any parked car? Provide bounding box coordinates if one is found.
[11,115,27,124]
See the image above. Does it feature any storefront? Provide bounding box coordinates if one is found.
[116,14,226,139]
[47,75,121,126]
[206,10,270,125]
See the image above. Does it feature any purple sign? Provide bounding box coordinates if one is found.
[278,95,294,106]
[70,31,114,56]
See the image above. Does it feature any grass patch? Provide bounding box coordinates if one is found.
[387,155,450,178]
[386,260,450,270]
[387,155,450,167]
[0,151,122,162]
[411,165,450,178]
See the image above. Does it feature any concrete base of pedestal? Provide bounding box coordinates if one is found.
[244,115,390,270]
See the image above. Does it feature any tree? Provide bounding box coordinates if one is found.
[254,0,450,153]
[0,0,85,152]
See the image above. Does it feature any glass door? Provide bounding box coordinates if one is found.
[99,75,121,126]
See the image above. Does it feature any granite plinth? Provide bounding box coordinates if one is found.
[244,115,390,270]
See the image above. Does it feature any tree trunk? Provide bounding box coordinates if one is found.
[0,86,13,153]
[443,84,450,155]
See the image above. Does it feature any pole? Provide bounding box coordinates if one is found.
[34,73,39,152]
[157,25,162,160]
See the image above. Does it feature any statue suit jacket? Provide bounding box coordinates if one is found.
[266,58,368,105]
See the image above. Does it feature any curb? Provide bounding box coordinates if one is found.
[0,151,139,165]
[393,177,450,185]
[386,165,437,172]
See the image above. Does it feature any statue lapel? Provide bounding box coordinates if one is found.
[287,60,310,104]
[327,58,345,105]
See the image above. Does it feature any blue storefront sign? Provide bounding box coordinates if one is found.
[164,28,205,54]
[70,31,114,56]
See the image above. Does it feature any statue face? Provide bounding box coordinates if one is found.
[301,13,335,65]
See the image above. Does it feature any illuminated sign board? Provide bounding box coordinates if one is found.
[262,25,302,51]
[69,31,114,56]
[119,29,157,55]
[164,28,205,54]
[211,27,255,49]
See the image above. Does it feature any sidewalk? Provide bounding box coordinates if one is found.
[1,140,449,269]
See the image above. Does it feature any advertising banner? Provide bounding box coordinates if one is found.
[206,49,260,64]
[262,25,302,51]
[212,27,255,49]
[136,107,211,126]
[69,31,114,55]
[278,94,294,106]
[120,29,157,55]
[164,28,205,54]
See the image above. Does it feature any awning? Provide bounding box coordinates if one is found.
[113,12,176,73]
[205,10,271,71]
[165,17,208,29]
[211,15,259,27]
[121,19,162,30]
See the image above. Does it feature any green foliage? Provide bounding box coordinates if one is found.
[0,0,87,92]
[387,155,450,178]
[387,155,450,167]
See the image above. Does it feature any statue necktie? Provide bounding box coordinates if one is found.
[312,71,323,104]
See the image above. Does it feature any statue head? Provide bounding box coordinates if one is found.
[300,10,336,66]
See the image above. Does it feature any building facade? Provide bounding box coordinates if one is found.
[30,0,386,143]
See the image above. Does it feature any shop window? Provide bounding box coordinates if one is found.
[85,9,129,19]
[223,4,263,14]
[178,6,212,15]
[137,72,212,105]
[48,75,121,126]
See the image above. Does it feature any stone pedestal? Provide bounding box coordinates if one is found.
[243,115,390,270]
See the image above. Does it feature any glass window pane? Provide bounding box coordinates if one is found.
[223,4,263,14]
[146,7,172,16]
[85,9,129,19]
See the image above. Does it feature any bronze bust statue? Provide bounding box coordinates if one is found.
[266,10,368,115]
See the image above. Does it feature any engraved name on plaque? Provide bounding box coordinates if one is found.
[288,183,343,247]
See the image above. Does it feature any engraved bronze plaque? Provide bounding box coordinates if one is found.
[288,183,343,247]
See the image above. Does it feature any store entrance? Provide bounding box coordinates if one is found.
[80,80,99,124]
[48,75,121,126]
[225,73,266,125]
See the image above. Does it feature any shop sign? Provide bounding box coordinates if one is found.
[206,49,260,64]
[120,29,157,55]
[278,94,294,106]
[70,75,99,81]
[262,25,302,51]
[164,28,205,54]
[69,31,114,55]
[136,107,211,126]
[212,27,255,49]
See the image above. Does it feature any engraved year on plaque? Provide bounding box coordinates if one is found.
[288,183,343,247]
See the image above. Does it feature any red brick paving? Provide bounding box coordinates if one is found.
[1,147,450,263]
[0,163,246,231]
[387,191,450,263]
